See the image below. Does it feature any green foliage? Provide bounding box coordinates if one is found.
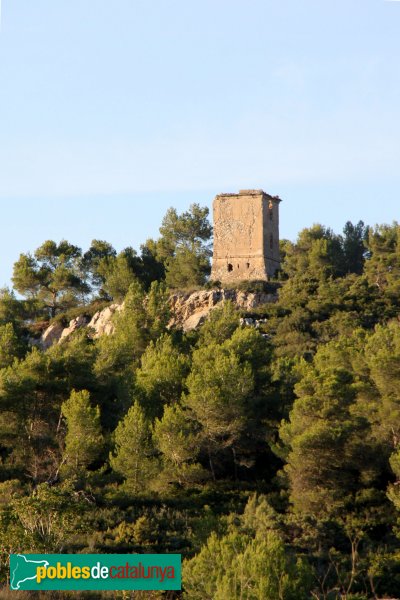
[153,404,206,486]
[12,240,88,318]
[342,220,369,274]
[282,224,345,282]
[364,222,400,298]
[0,348,63,480]
[3,212,400,600]
[92,280,171,429]
[49,298,110,326]
[97,250,139,302]
[95,280,169,379]
[388,447,400,515]
[280,335,379,519]
[363,321,400,450]
[185,342,253,457]
[61,390,104,478]
[0,288,25,325]
[139,238,166,286]
[165,246,210,289]
[136,334,189,417]
[266,222,399,359]
[145,281,171,339]
[183,495,313,600]
[198,301,240,346]
[158,203,212,259]
[70,238,165,301]
[0,331,99,483]
[81,239,117,292]
[236,280,280,293]
[0,323,22,369]
[0,481,89,553]
[110,401,158,493]
[158,204,212,289]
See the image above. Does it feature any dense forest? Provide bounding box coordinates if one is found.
[1,204,400,599]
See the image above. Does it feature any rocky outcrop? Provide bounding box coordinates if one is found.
[41,315,90,348]
[39,288,277,349]
[41,321,65,349]
[39,304,123,349]
[59,315,90,343]
[169,288,277,332]
[87,303,122,338]
[240,316,269,329]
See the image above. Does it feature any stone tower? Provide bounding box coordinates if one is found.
[211,189,281,283]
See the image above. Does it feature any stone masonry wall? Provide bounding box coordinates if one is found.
[211,189,281,283]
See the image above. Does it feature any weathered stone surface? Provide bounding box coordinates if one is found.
[182,310,210,331]
[59,315,90,343]
[240,316,268,329]
[41,321,65,349]
[41,315,90,348]
[39,303,122,349]
[169,288,277,332]
[87,303,123,338]
[38,287,277,348]
[211,189,281,284]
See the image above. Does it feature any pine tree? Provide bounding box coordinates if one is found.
[153,404,205,485]
[61,390,104,477]
[0,323,22,369]
[183,496,312,600]
[280,335,379,519]
[110,401,157,493]
[97,251,138,301]
[136,334,189,416]
[12,240,89,317]
[364,222,400,300]
[157,204,212,288]
[364,321,400,450]
[184,343,253,477]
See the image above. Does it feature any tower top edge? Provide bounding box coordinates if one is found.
[215,190,282,201]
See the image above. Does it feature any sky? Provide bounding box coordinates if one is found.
[0,0,399,287]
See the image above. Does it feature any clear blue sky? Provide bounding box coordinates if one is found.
[0,0,399,287]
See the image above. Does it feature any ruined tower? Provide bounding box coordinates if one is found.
[211,189,281,283]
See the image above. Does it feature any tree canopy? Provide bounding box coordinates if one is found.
[12,240,88,317]
[2,212,400,599]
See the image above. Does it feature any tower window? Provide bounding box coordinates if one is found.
[246,262,250,269]
[270,234,273,249]
[227,263,233,272]
[269,209,273,221]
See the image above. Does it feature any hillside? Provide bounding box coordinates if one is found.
[37,287,278,350]
[1,210,400,599]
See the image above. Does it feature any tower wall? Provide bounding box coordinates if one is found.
[211,189,281,283]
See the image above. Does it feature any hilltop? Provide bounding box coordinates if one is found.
[1,206,400,599]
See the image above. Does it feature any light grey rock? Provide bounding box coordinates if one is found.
[59,315,90,343]
[87,303,123,338]
[41,322,64,349]
[169,288,276,332]
[37,288,275,349]
[183,309,210,332]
